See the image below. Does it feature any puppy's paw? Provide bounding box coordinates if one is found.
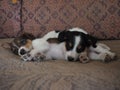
[79,53,90,63]
[104,53,117,63]
[110,52,117,60]
[113,54,117,60]
[33,53,46,61]
[103,54,112,63]
[21,53,32,61]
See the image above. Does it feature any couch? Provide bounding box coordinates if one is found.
[0,0,120,90]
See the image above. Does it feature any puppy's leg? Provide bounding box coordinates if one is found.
[97,43,111,51]
[88,52,112,63]
[30,49,46,61]
[79,49,90,63]
[21,53,32,61]
[89,44,116,61]
[21,49,40,61]
[105,51,116,60]
[33,53,46,61]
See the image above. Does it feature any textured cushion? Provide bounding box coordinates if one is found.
[22,0,120,39]
[0,39,120,90]
[0,0,21,38]
[0,0,120,39]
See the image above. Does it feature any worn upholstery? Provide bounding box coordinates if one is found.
[0,0,21,38]
[0,0,120,39]
[0,39,120,90]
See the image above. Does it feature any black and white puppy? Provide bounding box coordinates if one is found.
[18,28,116,63]
[58,28,116,63]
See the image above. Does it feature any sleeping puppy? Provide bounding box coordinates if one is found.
[18,28,116,63]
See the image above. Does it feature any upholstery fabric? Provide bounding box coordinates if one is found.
[0,0,120,39]
[0,0,21,38]
[0,39,120,90]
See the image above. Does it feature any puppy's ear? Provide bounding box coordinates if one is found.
[58,30,71,42]
[87,34,98,48]
[20,33,35,40]
[10,44,19,55]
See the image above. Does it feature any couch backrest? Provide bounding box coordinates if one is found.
[0,0,120,39]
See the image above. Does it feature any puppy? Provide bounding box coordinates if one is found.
[15,28,116,63]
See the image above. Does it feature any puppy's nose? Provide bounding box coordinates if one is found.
[68,56,74,61]
[20,49,26,55]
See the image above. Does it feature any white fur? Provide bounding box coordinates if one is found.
[69,27,88,34]
[30,31,59,57]
[45,43,66,60]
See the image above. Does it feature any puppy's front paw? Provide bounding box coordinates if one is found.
[79,53,90,63]
[33,53,46,61]
[21,53,32,61]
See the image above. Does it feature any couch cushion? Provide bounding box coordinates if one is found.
[0,0,21,38]
[0,0,120,39]
[22,0,120,39]
[0,39,120,90]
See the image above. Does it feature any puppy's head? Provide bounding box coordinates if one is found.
[10,33,35,56]
[58,31,87,61]
[58,30,98,61]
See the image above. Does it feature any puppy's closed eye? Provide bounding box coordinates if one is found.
[20,39,27,45]
[76,45,85,53]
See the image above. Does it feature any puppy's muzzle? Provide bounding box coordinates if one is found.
[67,56,74,61]
[19,49,26,55]
[18,47,30,56]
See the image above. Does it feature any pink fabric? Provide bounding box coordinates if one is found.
[0,0,120,39]
[0,0,21,38]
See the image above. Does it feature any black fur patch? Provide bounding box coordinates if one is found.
[58,30,98,52]
[47,38,61,44]
[20,33,35,40]
[55,30,60,33]
[58,30,75,51]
